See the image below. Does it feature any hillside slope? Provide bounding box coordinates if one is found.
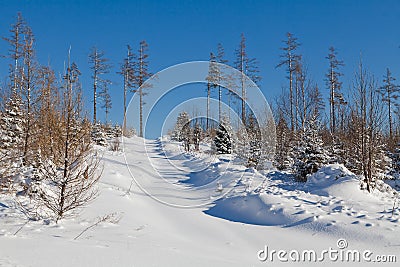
[0,136,399,266]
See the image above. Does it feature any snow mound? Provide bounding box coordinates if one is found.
[305,164,370,200]
[306,164,354,187]
[204,194,293,226]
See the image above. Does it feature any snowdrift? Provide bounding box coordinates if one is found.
[205,194,294,226]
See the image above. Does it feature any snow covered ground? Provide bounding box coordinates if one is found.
[0,136,399,266]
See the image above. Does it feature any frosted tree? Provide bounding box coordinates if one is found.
[292,114,329,182]
[91,123,108,147]
[274,110,291,170]
[247,115,262,168]
[0,93,24,191]
[172,112,192,152]
[171,111,190,142]
[235,114,262,168]
[2,13,39,166]
[192,122,202,151]
[214,116,232,154]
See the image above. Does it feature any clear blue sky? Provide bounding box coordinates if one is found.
[1,0,400,138]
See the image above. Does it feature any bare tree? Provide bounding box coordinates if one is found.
[277,32,300,132]
[35,65,60,163]
[326,46,344,135]
[118,45,135,135]
[378,68,399,144]
[36,51,100,222]
[89,47,111,123]
[206,52,217,131]
[216,43,228,121]
[3,12,25,95]
[234,33,260,126]
[347,60,386,192]
[21,25,38,164]
[133,40,151,137]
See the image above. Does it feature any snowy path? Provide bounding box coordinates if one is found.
[0,136,399,266]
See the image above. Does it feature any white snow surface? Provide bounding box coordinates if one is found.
[0,136,399,266]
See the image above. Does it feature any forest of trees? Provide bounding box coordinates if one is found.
[0,14,141,221]
[1,13,399,222]
[171,33,400,193]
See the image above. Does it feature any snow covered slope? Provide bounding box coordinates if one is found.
[0,137,399,266]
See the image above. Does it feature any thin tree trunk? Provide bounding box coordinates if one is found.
[330,68,336,134]
[289,58,294,132]
[218,85,221,122]
[123,71,127,135]
[207,82,210,130]
[93,68,97,123]
[139,87,143,137]
[388,91,392,141]
[241,72,246,126]
[23,63,31,164]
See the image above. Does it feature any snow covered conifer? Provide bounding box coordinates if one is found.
[0,93,25,190]
[246,115,262,168]
[236,114,262,168]
[172,112,190,142]
[293,114,329,181]
[91,123,108,147]
[214,116,232,154]
[192,122,202,151]
[0,93,24,150]
[274,112,291,170]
